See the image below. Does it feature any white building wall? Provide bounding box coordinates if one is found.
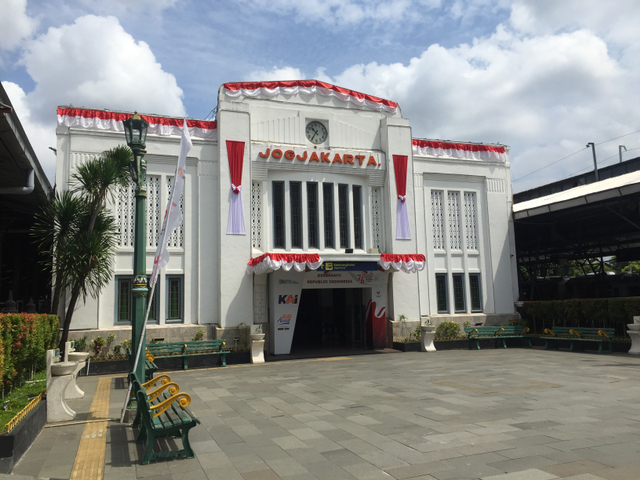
[55,122,217,332]
[413,154,517,322]
[54,82,517,344]
[216,103,254,328]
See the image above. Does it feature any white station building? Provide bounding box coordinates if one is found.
[55,80,518,354]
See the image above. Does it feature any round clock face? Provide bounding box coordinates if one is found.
[306,121,328,144]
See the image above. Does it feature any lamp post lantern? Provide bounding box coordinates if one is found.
[123,112,149,382]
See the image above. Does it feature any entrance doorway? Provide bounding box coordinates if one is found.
[291,288,366,353]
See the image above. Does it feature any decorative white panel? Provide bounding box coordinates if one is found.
[371,187,382,250]
[166,176,184,248]
[70,152,93,171]
[253,283,267,324]
[116,183,135,247]
[431,191,445,250]
[251,181,263,250]
[447,191,461,250]
[252,115,302,144]
[414,173,422,188]
[146,175,160,247]
[487,178,505,193]
[463,192,478,250]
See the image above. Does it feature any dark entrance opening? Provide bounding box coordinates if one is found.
[291,288,367,353]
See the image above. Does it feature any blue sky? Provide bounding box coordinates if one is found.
[2,0,640,192]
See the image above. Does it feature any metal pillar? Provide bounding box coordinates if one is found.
[587,142,599,181]
[131,148,148,383]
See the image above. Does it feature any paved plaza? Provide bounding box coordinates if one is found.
[5,348,640,480]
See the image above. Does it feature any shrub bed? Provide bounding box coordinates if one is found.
[522,298,640,336]
[0,314,59,392]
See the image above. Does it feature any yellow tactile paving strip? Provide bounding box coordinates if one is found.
[69,376,112,480]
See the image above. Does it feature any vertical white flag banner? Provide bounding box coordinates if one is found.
[150,119,192,288]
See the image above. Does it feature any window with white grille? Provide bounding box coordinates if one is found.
[271,178,367,252]
[371,187,382,250]
[116,183,135,247]
[251,181,262,250]
[447,191,461,250]
[166,176,184,248]
[431,191,445,250]
[463,192,478,250]
[146,175,161,247]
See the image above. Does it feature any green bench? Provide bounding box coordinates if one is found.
[465,326,532,350]
[126,348,158,382]
[542,327,614,354]
[130,372,200,464]
[145,339,229,370]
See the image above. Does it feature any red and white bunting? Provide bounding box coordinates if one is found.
[224,80,398,114]
[247,253,323,275]
[57,107,217,139]
[412,139,507,162]
[379,254,426,273]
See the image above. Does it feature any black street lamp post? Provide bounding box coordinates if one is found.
[123,112,149,382]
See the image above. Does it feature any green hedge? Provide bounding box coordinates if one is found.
[0,314,59,390]
[522,298,640,336]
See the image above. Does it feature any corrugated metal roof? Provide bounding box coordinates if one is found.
[513,170,640,219]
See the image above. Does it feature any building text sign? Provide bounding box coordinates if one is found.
[256,146,381,168]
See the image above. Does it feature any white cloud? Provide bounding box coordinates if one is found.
[318,8,639,191]
[237,0,440,25]
[7,14,186,184]
[0,0,37,51]
[22,15,185,123]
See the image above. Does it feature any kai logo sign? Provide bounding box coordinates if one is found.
[278,294,299,305]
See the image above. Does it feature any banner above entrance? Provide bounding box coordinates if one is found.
[379,253,426,273]
[247,253,426,274]
[247,253,323,275]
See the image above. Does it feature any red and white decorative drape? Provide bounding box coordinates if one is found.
[224,80,398,114]
[226,140,246,235]
[379,254,426,273]
[247,253,323,275]
[57,107,217,139]
[412,139,507,162]
[393,154,411,239]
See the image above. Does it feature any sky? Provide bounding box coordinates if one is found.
[1,0,640,193]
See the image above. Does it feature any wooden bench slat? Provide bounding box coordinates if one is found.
[146,339,230,370]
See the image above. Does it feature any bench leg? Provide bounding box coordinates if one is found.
[181,425,196,459]
[141,432,155,465]
[468,339,480,350]
[221,353,227,367]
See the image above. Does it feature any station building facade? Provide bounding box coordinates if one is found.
[55,80,518,354]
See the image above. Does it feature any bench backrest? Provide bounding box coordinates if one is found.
[146,339,228,355]
[146,343,184,355]
[545,326,615,337]
[465,326,528,336]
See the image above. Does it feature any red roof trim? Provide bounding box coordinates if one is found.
[57,107,216,130]
[412,139,505,154]
[224,80,398,109]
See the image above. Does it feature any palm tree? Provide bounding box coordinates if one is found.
[32,146,132,349]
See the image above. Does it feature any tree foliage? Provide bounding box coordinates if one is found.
[32,146,132,349]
